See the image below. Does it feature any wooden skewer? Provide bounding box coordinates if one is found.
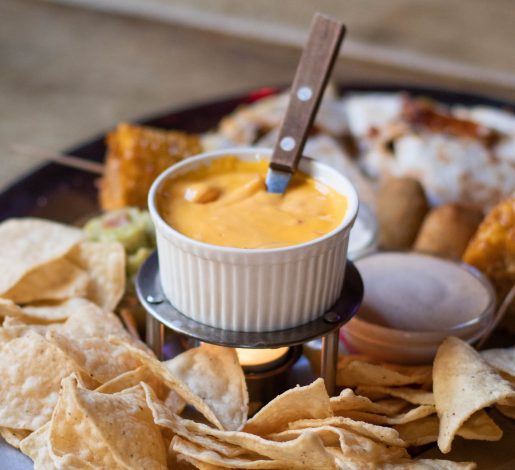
[11,144,104,175]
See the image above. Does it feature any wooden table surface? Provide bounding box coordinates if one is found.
[2,0,515,189]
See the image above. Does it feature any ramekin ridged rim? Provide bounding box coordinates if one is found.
[148,147,359,255]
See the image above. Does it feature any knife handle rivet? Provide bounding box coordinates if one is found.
[280,136,296,152]
[297,86,313,101]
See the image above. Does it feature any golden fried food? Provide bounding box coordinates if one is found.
[463,198,515,329]
[99,123,202,210]
[377,176,429,250]
[414,203,483,260]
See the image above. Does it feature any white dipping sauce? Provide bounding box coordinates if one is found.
[356,252,492,331]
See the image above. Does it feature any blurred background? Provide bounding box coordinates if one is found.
[2,0,515,187]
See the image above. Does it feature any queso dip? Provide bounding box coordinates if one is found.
[156,157,347,249]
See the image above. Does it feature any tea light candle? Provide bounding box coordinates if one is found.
[236,347,289,371]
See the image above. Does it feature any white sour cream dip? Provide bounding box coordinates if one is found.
[356,252,494,331]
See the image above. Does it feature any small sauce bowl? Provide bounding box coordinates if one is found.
[341,252,496,364]
[148,147,359,332]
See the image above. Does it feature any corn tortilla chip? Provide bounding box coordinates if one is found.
[60,298,134,341]
[379,459,476,469]
[481,346,515,378]
[50,376,167,469]
[394,411,502,447]
[356,386,435,406]
[0,324,50,344]
[165,344,248,431]
[433,337,515,453]
[47,331,141,384]
[172,436,294,469]
[0,332,97,430]
[0,299,70,324]
[68,241,125,311]
[244,378,332,436]
[268,425,408,463]
[496,404,515,419]
[2,258,89,304]
[0,299,24,318]
[286,416,406,447]
[0,427,31,449]
[337,357,432,388]
[96,366,185,415]
[171,430,337,470]
[22,302,72,322]
[172,429,250,459]
[143,383,336,468]
[336,405,436,425]
[330,388,408,416]
[19,423,56,470]
[110,339,227,430]
[177,453,227,469]
[3,298,135,343]
[0,218,83,296]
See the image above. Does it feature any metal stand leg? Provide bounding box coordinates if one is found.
[321,329,339,396]
[146,313,164,360]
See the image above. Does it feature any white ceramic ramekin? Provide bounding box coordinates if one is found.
[148,148,359,332]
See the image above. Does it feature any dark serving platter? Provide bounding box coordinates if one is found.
[1,84,515,469]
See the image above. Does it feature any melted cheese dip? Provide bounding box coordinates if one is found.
[156,157,347,249]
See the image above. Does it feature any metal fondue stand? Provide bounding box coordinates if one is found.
[136,252,363,396]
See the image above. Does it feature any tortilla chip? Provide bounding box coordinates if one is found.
[50,376,167,469]
[47,331,141,384]
[1,316,25,326]
[22,303,71,322]
[0,332,97,430]
[481,346,515,378]
[0,427,31,449]
[177,453,228,469]
[337,356,432,388]
[0,324,50,344]
[96,366,185,415]
[165,344,248,431]
[143,383,335,468]
[2,258,89,304]
[433,337,515,453]
[0,299,24,318]
[356,386,435,406]
[3,298,135,344]
[110,339,228,430]
[395,411,502,447]
[379,459,476,469]
[496,404,515,419]
[68,241,125,311]
[330,388,408,415]
[19,423,56,470]
[171,430,337,469]
[96,365,165,394]
[172,429,249,459]
[244,379,332,435]
[0,298,137,351]
[268,425,408,463]
[171,436,292,469]
[286,416,406,447]
[0,218,83,296]
[8,298,134,348]
[60,298,134,341]
[336,405,436,425]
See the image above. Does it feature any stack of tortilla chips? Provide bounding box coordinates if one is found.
[0,218,513,469]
